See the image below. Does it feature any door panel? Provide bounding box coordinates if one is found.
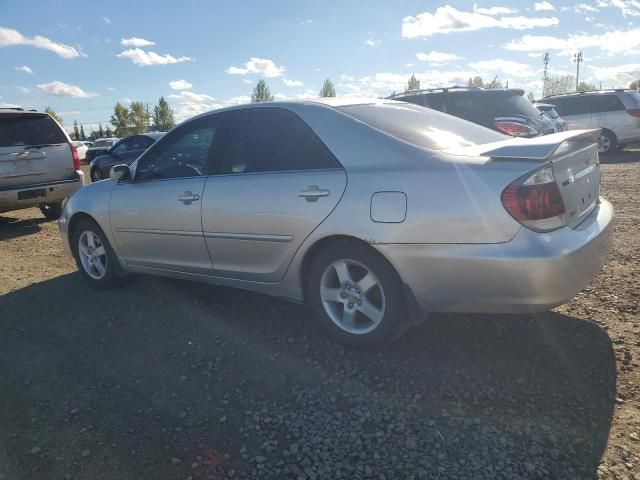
[202,169,346,282]
[110,177,211,273]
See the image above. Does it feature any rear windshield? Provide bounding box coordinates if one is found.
[0,114,67,147]
[94,139,112,147]
[338,103,505,150]
[496,95,542,119]
[537,106,559,118]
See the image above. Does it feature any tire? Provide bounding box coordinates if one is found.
[307,241,410,348]
[71,218,120,289]
[39,201,63,220]
[90,168,103,182]
[598,130,617,155]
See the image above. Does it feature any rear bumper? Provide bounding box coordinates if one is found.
[0,171,85,213]
[375,198,614,315]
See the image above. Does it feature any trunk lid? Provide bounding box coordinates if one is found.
[0,112,76,189]
[445,129,602,229]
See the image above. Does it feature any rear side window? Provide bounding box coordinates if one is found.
[589,94,625,113]
[550,97,589,116]
[338,102,505,150]
[221,107,341,174]
[0,114,66,147]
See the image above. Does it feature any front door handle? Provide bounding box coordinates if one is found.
[177,191,200,205]
[298,185,330,202]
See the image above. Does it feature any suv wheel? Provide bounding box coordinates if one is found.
[308,241,410,348]
[39,201,63,220]
[71,219,120,288]
[598,130,617,155]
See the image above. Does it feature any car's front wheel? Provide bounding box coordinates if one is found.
[90,168,103,182]
[39,201,63,220]
[71,218,120,288]
[308,241,409,348]
[598,130,617,155]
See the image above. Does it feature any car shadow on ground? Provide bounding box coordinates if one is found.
[0,273,616,479]
[601,149,640,164]
[0,215,48,241]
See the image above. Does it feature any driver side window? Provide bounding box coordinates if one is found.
[111,139,130,155]
[135,116,219,182]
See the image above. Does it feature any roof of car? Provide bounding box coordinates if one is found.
[386,86,525,100]
[544,89,635,99]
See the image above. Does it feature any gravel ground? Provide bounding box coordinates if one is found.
[0,153,638,480]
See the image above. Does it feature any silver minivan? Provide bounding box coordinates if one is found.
[544,90,640,154]
[0,108,85,219]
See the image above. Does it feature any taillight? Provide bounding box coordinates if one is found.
[501,165,566,232]
[70,143,81,171]
[494,121,538,138]
[627,108,640,118]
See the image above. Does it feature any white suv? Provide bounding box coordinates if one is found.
[0,108,85,219]
[543,90,640,154]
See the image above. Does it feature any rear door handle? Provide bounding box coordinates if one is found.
[177,191,200,205]
[298,185,330,202]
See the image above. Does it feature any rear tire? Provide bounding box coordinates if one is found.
[39,201,63,220]
[307,241,410,349]
[598,130,617,155]
[90,168,102,182]
[71,218,120,289]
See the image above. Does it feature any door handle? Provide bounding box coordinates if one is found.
[177,191,200,205]
[298,185,330,202]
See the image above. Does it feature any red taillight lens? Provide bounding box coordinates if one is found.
[70,143,81,171]
[494,121,538,137]
[501,166,566,232]
[627,108,640,118]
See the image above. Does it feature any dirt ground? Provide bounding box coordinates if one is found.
[0,154,638,479]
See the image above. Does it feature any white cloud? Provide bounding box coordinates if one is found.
[14,65,33,74]
[37,81,98,98]
[588,62,640,83]
[301,19,313,25]
[120,37,155,47]
[58,110,80,116]
[505,28,640,56]
[405,63,415,68]
[103,17,111,24]
[401,5,558,37]
[534,1,555,11]
[243,79,253,84]
[468,59,534,77]
[167,91,254,122]
[117,48,191,66]
[226,57,285,77]
[0,26,83,59]
[0,102,21,108]
[416,50,462,63]
[365,38,381,46]
[573,3,599,12]
[473,5,517,15]
[283,77,304,87]
[106,86,115,91]
[16,86,30,94]
[169,79,192,90]
[609,0,640,16]
[340,74,354,81]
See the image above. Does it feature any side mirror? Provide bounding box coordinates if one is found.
[110,164,131,183]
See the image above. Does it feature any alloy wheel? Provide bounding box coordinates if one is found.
[78,230,107,280]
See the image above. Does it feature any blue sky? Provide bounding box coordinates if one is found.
[1,0,639,133]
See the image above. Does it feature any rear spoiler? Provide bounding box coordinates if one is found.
[445,129,601,161]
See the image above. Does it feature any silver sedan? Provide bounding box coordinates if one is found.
[58,98,613,348]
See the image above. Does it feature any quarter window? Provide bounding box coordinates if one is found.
[551,97,589,116]
[221,107,341,174]
[589,94,625,113]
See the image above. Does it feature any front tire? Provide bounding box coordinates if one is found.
[71,218,120,288]
[39,201,63,220]
[90,168,103,182]
[308,241,409,348]
[598,130,617,155]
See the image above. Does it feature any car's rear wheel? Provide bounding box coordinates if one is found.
[598,130,617,155]
[308,241,409,348]
[39,201,63,220]
[90,168,102,182]
[71,218,120,288]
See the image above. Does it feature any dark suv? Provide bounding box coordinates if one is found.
[388,87,555,138]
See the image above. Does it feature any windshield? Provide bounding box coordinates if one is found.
[339,102,506,150]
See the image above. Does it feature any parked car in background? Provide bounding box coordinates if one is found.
[89,133,165,182]
[0,107,85,219]
[534,103,568,133]
[388,87,556,138]
[59,99,612,348]
[543,90,640,154]
[83,141,94,148]
[85,137,119,164]
[73,140,89,161]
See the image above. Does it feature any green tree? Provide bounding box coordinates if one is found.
[251,79,274,103]
[319,78,336,97]
[73,120,80,140]
[110,102,131,137]
[79,124,86,140]
[630,79,639,90]
[153,96,175,131]
[468,76,502,88]
[98,124,105,138]
[105,126,113,137]
[44,106,62,124]
[405,74,420,91]
[129,101,150,134]
[577,81,596,92]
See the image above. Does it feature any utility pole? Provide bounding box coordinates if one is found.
[574,51,583,91]
[542,52,549,97]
